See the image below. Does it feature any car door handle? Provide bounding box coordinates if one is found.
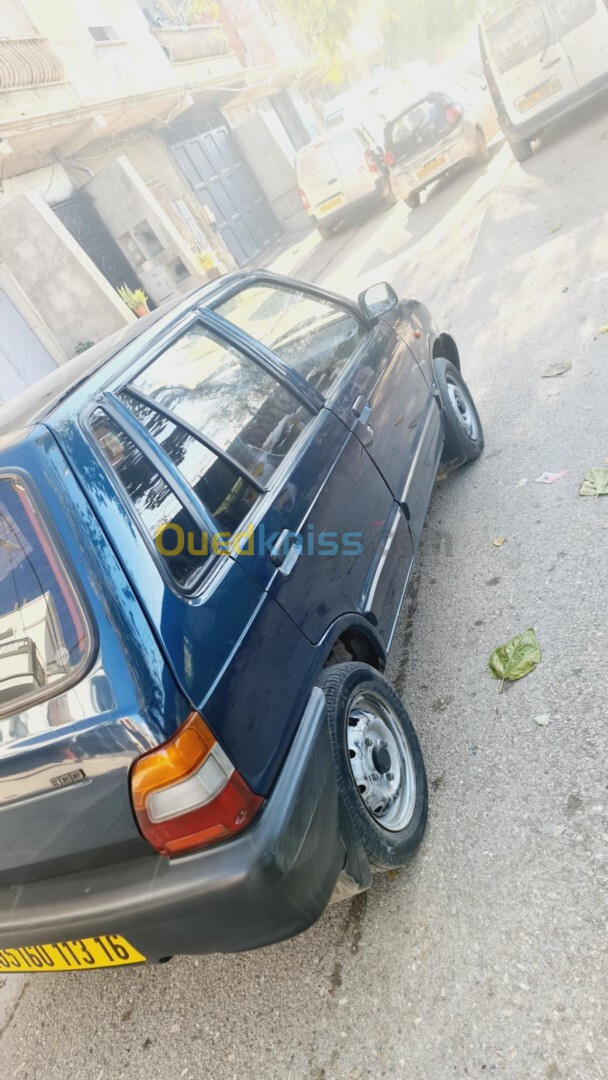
[352,395,372,423]
[269,530,303,576]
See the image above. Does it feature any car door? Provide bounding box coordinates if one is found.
[547,0,608,86]
[481,0,578,128]
[212,280,416,643]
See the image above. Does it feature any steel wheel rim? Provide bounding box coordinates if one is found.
[446,375,478,439]
[346,690,416,832]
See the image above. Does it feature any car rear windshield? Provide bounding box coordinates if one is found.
[385,95,453,161]
[0,475,90,719]
[482,2,550,74]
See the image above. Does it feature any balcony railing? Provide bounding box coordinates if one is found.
[0,37,65,91]
[151,24,231,64]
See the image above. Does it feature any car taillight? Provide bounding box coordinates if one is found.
[299,188,310,211]
[364,150,378,174]
[385,150,395,167]
[445,104,463,126]
[130,712,263,856]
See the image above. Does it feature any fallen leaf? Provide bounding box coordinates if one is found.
[493,537,507,547]
[579,467,608,497]
[535,714,551,727]
[546,225,562,235]
[489,629,541,693]
[535,470,569,485]
[542,362,572,378]
[515,478,528,489]
[599,326,608,335]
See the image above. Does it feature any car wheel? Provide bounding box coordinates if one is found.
[316,221,333,240]
[474,127,489,164]
[434,357,484,464]
[509,137,532,163]
[383,184,399,208]
[405,191,421,210]
[317,663,428,871]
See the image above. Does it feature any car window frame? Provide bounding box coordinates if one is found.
[83,308,326,597]
[209,274,375,408]
[0,468,95,719]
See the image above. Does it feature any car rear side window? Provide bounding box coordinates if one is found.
[0,475,90,719]
[130,325,314,489]
[215,284,367,398]
[90,410,204,588]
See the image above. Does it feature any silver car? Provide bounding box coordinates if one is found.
[296,124,395,239]
[386,75,499,209]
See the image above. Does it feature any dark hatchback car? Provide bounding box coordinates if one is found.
[0,271,483,974]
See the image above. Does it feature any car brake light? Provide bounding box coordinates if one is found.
[298,187,310,211]
[385,150,395,167]
[445,104,463,126]
[130,712,263,856]
[364,150,378,174]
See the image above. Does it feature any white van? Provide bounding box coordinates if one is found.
[480,0,608,160]
[296,126,394,239]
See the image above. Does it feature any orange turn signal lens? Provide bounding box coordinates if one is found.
[130,713,263,856]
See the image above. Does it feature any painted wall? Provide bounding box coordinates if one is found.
[0,191,133,358]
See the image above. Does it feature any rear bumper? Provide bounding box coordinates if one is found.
[391,126,477,197]
[0,689,347,959]
[500,72,608,142]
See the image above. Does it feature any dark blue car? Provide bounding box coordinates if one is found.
[0,271,483,973]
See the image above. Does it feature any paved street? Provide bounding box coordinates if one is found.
[2,99,608,1080]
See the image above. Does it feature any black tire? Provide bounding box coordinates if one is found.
[509,137,532,163]
[317,663,428,871]
[474,126,489,164]
[434,357,484,464]
[383,183,399,208]
[405,191,421,210]
[316,222,333,240]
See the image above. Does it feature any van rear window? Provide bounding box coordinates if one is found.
[0,476,90,719]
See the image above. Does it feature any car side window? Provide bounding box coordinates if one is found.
[130,324,314,490]
[215,284,368,399]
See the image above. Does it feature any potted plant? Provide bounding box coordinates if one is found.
[117,284,149,318]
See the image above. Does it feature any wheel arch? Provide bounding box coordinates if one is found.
[319,618,387,674]
[432,333,461,372]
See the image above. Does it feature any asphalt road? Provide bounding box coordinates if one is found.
[2,99,608,1080]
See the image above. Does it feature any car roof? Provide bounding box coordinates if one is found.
[0,272,250,440]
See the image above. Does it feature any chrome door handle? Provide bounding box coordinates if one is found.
[269,530,303,576]
[353,395,372,423]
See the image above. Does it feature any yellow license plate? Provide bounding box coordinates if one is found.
[417,155,448,181]
[0,934,146,973]
[517,78,562,113]
[319,194,344,215]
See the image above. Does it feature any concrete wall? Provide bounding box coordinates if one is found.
[231,110,309,232]
[82,133,237,273]
[19,0,177,104]
[84,156,206,305]
[0,163,74,210]
[0,191,133,358]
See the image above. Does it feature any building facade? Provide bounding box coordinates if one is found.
[0,0,318,402]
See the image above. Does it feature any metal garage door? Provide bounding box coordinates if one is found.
[0,288,56,406]
[167,110,280,267]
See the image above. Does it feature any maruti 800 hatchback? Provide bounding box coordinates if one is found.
[0,270,483,974]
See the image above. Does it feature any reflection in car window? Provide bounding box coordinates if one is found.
[131,326,313,489]
[90,409,203,588]
[483,1,550,74]
[550,0,597,33]
[0,476,89,722]
[215,284,367,398]
[119,393,260,536]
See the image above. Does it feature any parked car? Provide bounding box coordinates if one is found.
[385,74,500,208]
[0,270,483,973]
[296,125,395,238]
[480,0,608,162]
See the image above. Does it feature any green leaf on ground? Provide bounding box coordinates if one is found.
[599,326,608,335]
[579,467,608,497]
[489,629,541,693]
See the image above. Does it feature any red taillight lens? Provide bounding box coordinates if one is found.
[385,150,395,167]
[130,712,263,856]
[298,187,310,211]
[364,150,378,174]
[445,104,463,126]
